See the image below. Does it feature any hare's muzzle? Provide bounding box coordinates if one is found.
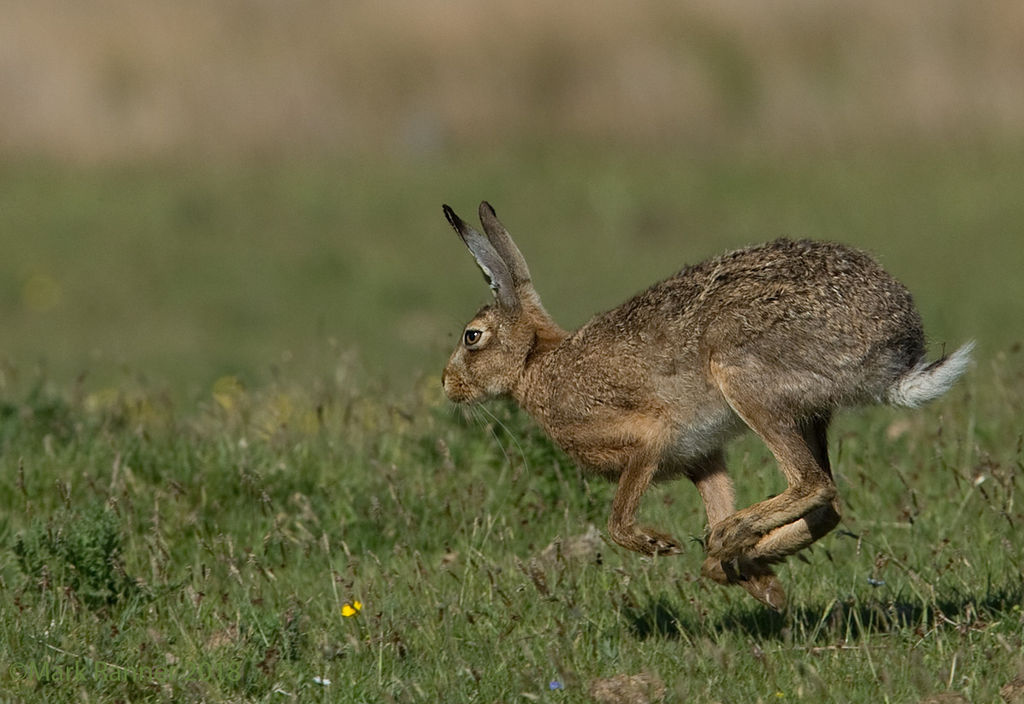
[440,367,459,401]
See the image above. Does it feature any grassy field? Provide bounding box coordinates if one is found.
[2,143,1023,391]
[1,145,1023,703]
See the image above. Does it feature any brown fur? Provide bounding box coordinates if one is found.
[441,202,972,610]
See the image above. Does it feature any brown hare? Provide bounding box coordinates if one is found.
[440,201,972,610]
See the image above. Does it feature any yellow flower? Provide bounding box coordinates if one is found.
[212,375,246,411]
[342,600,362,618]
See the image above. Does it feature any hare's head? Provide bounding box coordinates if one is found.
[441,202,564,404]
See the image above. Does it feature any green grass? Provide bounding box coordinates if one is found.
[2,143,1023,392]
[1,144,1022,702]
[0,349,1021,703]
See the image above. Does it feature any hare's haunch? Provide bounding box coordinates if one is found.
[441,201,972,610]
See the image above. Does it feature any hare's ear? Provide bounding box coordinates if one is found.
[478,201,531,287]
[443,204,520,311]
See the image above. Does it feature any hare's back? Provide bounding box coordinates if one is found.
[693,238,921,337]
[694,239,924,404]
[609,239,926,408]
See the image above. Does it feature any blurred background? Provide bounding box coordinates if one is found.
[1,0,1022,397]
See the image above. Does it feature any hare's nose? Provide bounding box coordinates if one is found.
[440,370,447,389]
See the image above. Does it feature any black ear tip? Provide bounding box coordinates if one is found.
[480,201,496,217]
[442,204,459,227]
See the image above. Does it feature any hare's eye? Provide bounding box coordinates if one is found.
[464,329,483,347]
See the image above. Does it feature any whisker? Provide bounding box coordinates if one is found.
[476,403,530,476]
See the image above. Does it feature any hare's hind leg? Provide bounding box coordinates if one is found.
[707,363,839,561]
[689,453,788,611]
[743,416,841,564]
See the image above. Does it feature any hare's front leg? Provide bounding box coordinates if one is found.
[607,461,683,556]
[687,453,788,611]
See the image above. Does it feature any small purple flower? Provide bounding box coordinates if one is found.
[549,679,564,690]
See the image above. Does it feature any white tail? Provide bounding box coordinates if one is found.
[887,341,975,407]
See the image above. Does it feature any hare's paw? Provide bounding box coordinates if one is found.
[740,572,787,612]
[700,557,788,611]
[699,555,770,585]
[706,514,761,560]
[640,526,684,556]
[609,524,683,557]
[700,556,732,585]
